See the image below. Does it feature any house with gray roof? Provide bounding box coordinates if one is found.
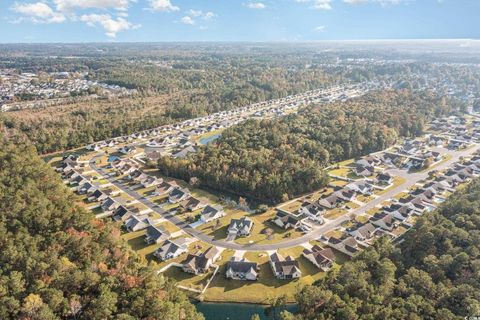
[227,217,253,237]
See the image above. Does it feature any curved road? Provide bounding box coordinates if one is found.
[90,144,478,251]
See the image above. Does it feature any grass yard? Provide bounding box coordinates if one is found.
[323,208,348,220]
[234,218,304,246]
[328,167,351,178]
[277,200,303,213]
[163,266,213,292]
[375,176,407,195]
[203,247,328,304]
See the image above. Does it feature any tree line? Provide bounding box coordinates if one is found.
[158,90,458,203]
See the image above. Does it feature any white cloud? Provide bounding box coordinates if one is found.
[148,0,179,12]
[313,0,332,10]
[180,10,216,26]
[245,2,266,9]
[80,13,139,37]
[203,11,216,20]
[187,9,203,17]
[11,2,66,23]
[53,0,134,12]
[180,15,195,25]
[314,25,326,32]
[296,0,332,10]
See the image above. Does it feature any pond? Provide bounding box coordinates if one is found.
[107,155,120,163]
[199,133,221,145]
[195,302,298,320]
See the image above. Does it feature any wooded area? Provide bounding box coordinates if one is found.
[292,178,480,319]
[0,136,203,320]
[158,90,460,203]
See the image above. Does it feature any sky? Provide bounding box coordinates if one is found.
[1,0,480,43]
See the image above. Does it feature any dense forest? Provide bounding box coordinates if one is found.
[158,90,460,203]
[291,178,480,319]
[0,136,203,320]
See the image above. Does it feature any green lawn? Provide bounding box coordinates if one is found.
[375,176,407,195]
[323,208,348,220]
[163,266,213,292]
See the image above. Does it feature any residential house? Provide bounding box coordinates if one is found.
[370,212,396,231]
[335,189,356,202]
[168,188,190,204]
[376,172,394,185]
[200,205,226,223]
[327,236,361,257]
[318,194,340,209]
[298,201,325,223]
[348,222,377,241]
[180,197,208,212]
[269,253,302,280]
[88,189,107,202]
[101,197,119,212]
[77,182,96,195]
[345,181,373,195]
[355,164,375,177]
[225,258,259,281]
[273,210,301,230]
[144,225,171,244]
[356,156,381,168]
[227,217,254,237]
[181,246,221,275]
[153,238,189,261]
[119,145,136,155]
[112,205,132,222]
[155,181,179,196]
[124,215,152,232]
[302,246,335,271]
[140,176,161,188]
[383,203,413,221]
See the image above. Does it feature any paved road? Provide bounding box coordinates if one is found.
[90,144,478,251]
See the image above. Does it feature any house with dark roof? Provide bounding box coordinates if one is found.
[77,182,96,195]
[383,203,412,221]
[228,217,254,237]
[335,189,356,202]
[355,164,375,177]
[302,246,335,271]
[101,197,119,212]
[298,201,325,223]
[155,181,179,196]
[273,210,301,230]
[181,246,221,275]
[269,253,302,280]
[88,189,107,203]
[112,205,132,222]
[327,236,362,257]
[168,188,191,204]
[370,212,396,231]
[376,172,394,185]
[144,225,171,244]
[225,258,259,281]
[153,238,189,261]
[180,197,207,212]
[200,205,226,223]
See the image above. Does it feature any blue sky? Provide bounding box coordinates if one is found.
[1,0,479,42]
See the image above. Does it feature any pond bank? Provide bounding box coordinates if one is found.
[194,301,298,320]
